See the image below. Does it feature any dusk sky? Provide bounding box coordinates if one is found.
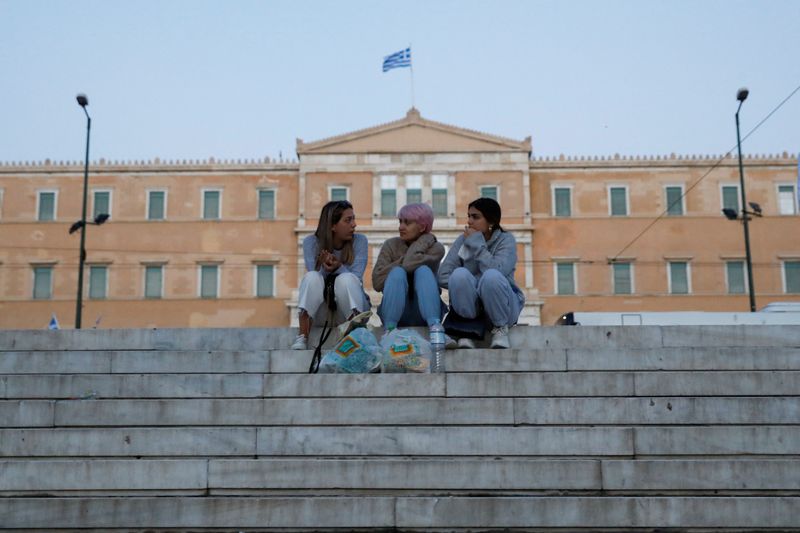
[1,0,798,163]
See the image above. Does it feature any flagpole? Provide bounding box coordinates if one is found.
[409,44,415,108]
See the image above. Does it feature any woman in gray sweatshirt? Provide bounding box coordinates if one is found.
[438,197,524,349]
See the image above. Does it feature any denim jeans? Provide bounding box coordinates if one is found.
[378,265,444,329]
[447,267,523,327]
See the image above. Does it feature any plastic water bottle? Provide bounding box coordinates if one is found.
[429,322,446,373]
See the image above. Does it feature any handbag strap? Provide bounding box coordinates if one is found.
[308,311,336,374]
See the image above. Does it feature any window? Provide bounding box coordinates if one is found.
[784,261,800,294]
[330,187,348,202]
[32,266,53,299]
[555,262,576,295]
[406,175,422,204]
[380,175,397,217]
[553,187,572,217]
[88,266,107,299]
[665,186,684,216]
[480,186,498,201]
[432,175,448,217]
[37,191,57,221]
[778,185,797,215]
[144,265,163,299]
[255,264,275,297]
[0,188,4,219]
[668,261,690,294]
[200,265,219,298]
[722,185,740,212]
[92,190,111,219]
[609,186,628,216]
[726,261,746,294]
[202,189,221,220]
[612,262,632,295]
[258,189,276,220]
[147,190,166,220]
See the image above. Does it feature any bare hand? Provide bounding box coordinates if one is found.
[463,225,478,238]
[320,250,341,272]
[317,250,331,267]
[326,258,342,272]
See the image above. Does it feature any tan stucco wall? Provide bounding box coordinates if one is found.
[530,158,800,324]
[0,164,299,328]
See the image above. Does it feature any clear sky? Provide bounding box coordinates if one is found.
[1,0,798,164]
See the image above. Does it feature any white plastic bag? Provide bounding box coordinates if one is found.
[380,328,432,373]
[318,327,382,374]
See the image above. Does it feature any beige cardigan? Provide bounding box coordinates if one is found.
[371,233,446,292]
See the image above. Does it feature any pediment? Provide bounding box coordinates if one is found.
[297,108,531,154]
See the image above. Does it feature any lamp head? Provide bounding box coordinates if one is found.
[93,213,110,225]
[722,208,739,220]
[76,94,89,107]
[736,88,749,102]
[69,220,84,234]
[748,202,762,215]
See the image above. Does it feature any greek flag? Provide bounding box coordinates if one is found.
[382,47,411,72]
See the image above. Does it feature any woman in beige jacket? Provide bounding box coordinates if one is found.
[372,203,446,332]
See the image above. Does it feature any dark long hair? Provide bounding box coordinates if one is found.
[468,197,504,233]
[313,200,355,269]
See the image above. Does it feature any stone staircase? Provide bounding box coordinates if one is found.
[1,325,799,531]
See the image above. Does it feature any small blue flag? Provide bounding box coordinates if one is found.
[48,313,59,330]
[383,47,411,72]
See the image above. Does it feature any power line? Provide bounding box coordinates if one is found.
[611,82,800,262]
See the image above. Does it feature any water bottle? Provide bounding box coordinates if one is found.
[429,322,446,373]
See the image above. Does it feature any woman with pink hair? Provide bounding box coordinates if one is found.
[372,203,446,332]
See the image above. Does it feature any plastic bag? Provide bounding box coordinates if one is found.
[380,328,432,373]
[318,327,382,374]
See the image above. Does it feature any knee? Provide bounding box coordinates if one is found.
[301,270,324,289]
[448,267,472,288]
[388,266,408,281]
[413,265,434,282]
[334,272,360,290]
[383,266,408,289]
[478,269,509,292]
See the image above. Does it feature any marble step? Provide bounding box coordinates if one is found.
[3,324,799,352]
[2,458,798,493]
[3,371,799,399]
[3,396,797,428]
[4,347,800,376]
[1,496,798,529]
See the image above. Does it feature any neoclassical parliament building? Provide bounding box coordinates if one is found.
[0,108,798,329]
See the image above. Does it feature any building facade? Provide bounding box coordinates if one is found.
[0,109,798,329]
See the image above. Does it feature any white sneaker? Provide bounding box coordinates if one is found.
[290,334,308,350]
[444,335,458,350]
[490,326,510,349]
[457,337,476,349]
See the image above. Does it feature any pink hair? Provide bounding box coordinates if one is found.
[397,203,434,234]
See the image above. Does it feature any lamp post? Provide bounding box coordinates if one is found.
[734,87,757,312]
[75,94,91,329]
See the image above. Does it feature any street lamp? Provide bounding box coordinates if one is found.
[722,87,760,312]
[73,93,99,329]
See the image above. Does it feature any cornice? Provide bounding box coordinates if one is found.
[530,151,798,169]
[2,151,796,173]
[0,157,299,174]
